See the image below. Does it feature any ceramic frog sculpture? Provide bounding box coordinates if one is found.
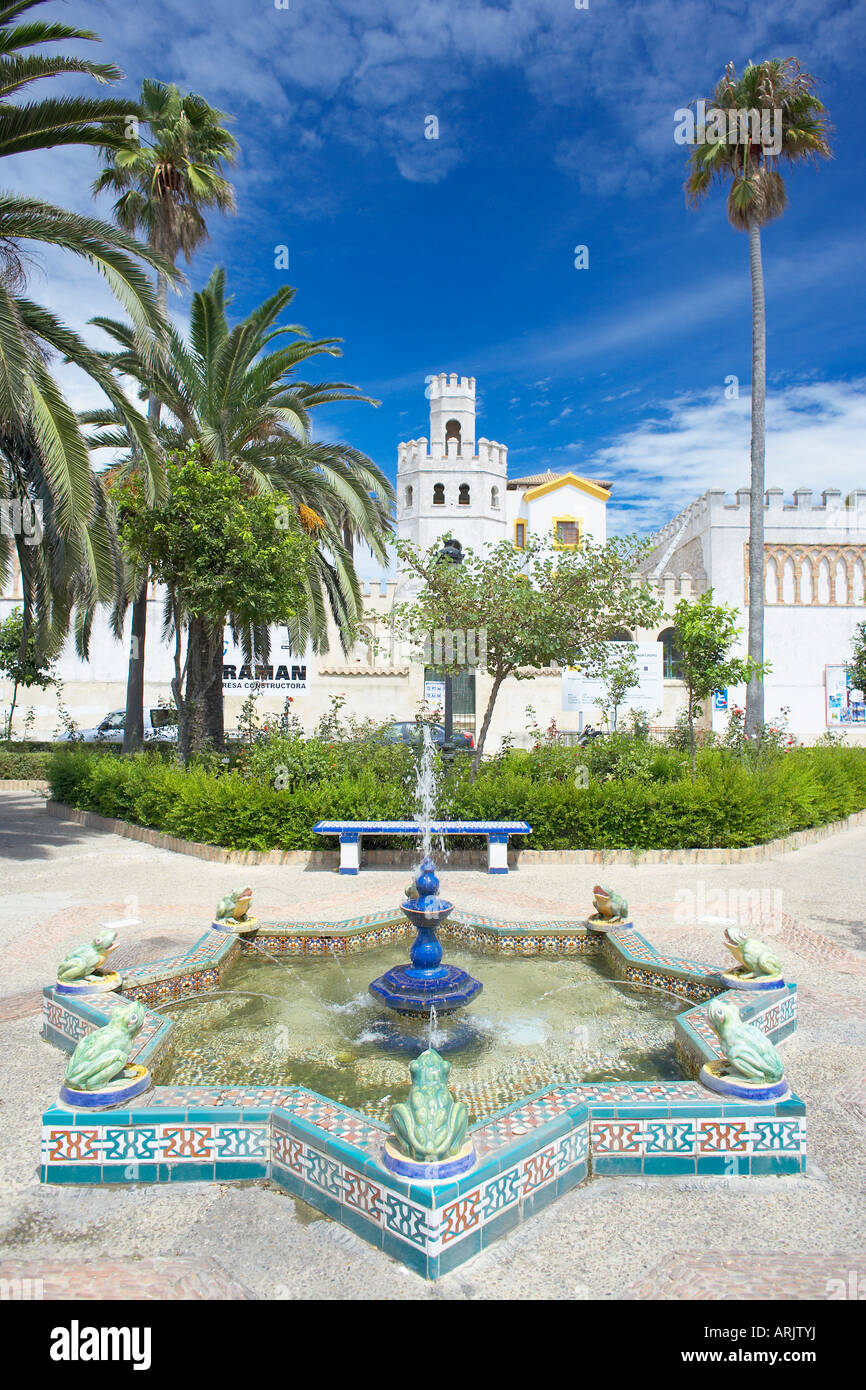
[215,887,253,922]
[390,1048,469,1162]
[57,929,118,983]
[592,884,629,922]
[724,927,782,978]
[64,1001,146,1091]
[707,1000,784,1083]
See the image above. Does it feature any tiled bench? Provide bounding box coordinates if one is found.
[312,820,532,874]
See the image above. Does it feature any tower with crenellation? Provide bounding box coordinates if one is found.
[396,372,509,554]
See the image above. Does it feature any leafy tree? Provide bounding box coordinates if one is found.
[685,59,831,741]
[394,534,661,776]
[593,643,640,732]
[0,606,55,738]
[848,621,866,698]
[87,267,393,745]
[672,590,766,774]
[0,0,175,655]
[94,80,238,753]
[113,446,313,760]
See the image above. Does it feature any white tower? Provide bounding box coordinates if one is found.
[396,373,508,554]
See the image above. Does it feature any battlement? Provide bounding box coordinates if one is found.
[397,436,507,470]
[428,372,476,399]
[646,487,866,553]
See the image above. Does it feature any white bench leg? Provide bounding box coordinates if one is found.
[339,834,360,874]
[487,835,509,874]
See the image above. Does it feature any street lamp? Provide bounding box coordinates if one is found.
[436,537,463,758]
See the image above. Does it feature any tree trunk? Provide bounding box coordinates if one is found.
[181,616,223,760]
[204,635,226,748]
[122,280,167,756]
[745,217,766,739]
[121,578,148,753]
[6,677,18,740]
[471,671,505,779]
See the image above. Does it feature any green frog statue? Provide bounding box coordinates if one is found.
[56,928,121,995]
[63,1001,147,1094]
[721,927,783,984]
[701,999,787,1097]
[57,929,118,983]
[213,887,256,931]
[389,1049,469,1163]
[588,884,629,927]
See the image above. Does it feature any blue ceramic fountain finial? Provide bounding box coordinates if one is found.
[369,855,482,1017]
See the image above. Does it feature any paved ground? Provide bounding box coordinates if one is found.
[1,790,864,1301]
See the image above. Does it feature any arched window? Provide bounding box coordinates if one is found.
[404,485,413,508]
[433,482,445,506]
[490,486,500,509]
[458,483,471,506]
[658,627,683,680]
[445,419,462,454]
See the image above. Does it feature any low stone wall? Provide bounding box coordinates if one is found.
[40,798,866,868]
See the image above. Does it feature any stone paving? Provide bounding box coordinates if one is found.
[1,790,864,1301]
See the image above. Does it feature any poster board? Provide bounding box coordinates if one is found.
[561,642,663,718]
[825,665,865,726]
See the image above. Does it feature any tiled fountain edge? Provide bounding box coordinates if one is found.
[39,916,805,1279]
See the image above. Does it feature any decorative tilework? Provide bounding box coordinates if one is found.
[39,903,803,1279]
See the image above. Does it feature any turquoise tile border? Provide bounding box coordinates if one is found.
[38,906,806,1279]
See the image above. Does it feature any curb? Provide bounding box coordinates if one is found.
[0,779,49,791]
[42,798,866,868]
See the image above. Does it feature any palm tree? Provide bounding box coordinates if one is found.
[0,0,176,657]
[686,59,831,738]
[86,267,394,750]
[93,79,238,751]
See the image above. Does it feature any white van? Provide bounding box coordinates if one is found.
[56,707,178,745]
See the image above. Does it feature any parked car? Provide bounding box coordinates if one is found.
[378,721,475,752]
[56,707,178,745]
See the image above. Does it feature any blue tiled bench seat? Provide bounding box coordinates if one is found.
[312,820,532,875]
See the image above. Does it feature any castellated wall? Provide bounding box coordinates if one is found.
[643,488,866,744]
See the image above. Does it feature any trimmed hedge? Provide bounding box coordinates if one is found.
[0,747,53,778]
[46,744,866,852]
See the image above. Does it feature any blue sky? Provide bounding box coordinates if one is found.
[10,0,866,553]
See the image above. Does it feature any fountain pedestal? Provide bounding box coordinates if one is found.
[369,858,482,1018]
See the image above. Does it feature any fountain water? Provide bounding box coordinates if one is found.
[368,728,482,1018]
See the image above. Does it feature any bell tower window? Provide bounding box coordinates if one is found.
[458,483,471,506]
[405,485,413,508]
[490,486,500,509]
[433,482,445,506]
[445,419,462,455]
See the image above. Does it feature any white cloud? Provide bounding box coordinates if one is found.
[592,378,866,536]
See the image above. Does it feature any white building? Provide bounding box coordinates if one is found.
[397,372,610,555]
[2,373,864,746]
[641,486,866,742]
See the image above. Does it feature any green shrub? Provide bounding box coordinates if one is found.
[46,742,866,852]
[0,746,52,778]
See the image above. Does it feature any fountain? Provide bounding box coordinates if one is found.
[369,727,481,1018]
[368,855,482,1017]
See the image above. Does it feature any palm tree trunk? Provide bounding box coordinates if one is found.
[122,272,170,756]
[121,579,148,753]
[183,616,223,758]
[745,217,766,739]
[204,638,225,748]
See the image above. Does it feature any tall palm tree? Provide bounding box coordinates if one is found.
[0,0,176,658]
[86,267,394,749]
[686,59,831,738]
[93,79,238,751]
